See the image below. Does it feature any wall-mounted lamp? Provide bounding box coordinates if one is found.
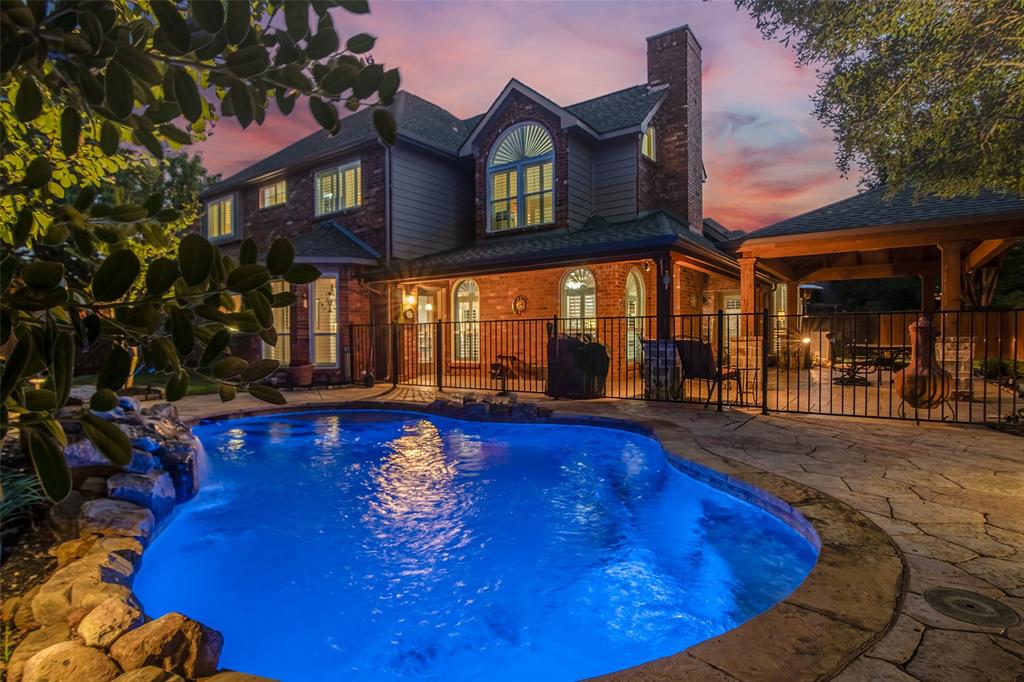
[643,260,652,273]
[404,293,416,305]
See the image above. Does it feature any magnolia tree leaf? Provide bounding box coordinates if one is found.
[92,250,141,301]
[22,428,72,501]
[248,383,286,405]
[179,233,215,285]
[266,238,294,275]
[97,345,132,391]
[80,413,132,465]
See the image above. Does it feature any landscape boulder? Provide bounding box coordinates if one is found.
[77,596,145,648]
[107,471,176,520]
[142,403,179,421]
[79,499,155,543]
[110,613,223,680]
[22,641,121,682]
[154,438,201,502]
[113,667,186,682]
[87,536,146,565]
[6,624,71,682]
[48,490,87,537]
[31,552,136,625]
[52,536,96,567]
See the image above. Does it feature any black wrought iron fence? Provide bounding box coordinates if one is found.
[349,309,1023,424]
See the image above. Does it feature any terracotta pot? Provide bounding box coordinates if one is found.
[895,316,952,408]
[288,364,314,388]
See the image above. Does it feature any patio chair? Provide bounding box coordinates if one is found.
[826,333,878,386]
[675,338,743,407]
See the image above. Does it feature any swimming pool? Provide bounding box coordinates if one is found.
[133,410,817,681]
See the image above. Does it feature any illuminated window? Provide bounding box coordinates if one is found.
[453,279,480,362]
[259,180,287,209]
[206,195,235,240]
[263,280,291,364]
[641,126,656,161]
[625,269,645,361]
[488,123,554,231]
[315,162,361,216]
[561,267,596,336]
[311,276,338,366]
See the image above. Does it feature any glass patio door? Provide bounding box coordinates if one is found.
[417,293,435,364]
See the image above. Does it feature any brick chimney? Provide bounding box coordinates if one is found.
[646,25,703,234]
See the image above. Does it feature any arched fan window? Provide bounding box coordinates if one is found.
[488,123,555,231]
[561,267,596,336]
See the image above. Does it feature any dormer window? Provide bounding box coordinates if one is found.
[488,123,554,232]
[206,195,235,240]
[259,180,287,209]
[642,126,656,161]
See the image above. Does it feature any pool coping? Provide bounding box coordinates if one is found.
[183,398,906,682]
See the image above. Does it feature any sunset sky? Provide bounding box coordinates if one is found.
[193,0,861,231]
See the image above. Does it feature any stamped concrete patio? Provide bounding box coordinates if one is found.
[173,385,1024,681]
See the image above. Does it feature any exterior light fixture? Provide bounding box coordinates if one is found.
[29,376,46,390]
[404,294,416,305]
[802,337,811,345]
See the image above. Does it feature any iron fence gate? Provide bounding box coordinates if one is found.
[349,309,1023,425]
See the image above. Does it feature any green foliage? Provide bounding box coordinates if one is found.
[992,244,1024,309]
[0,465,47,541]
[737,0,1024,196]
[1,0,399,500]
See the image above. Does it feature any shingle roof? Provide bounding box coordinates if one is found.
[292,222,380,262]
[566,84,667,133]
[368,211,732,280]
[746,187,1024,239]
[204,82,667,199]
[202,91,477,197]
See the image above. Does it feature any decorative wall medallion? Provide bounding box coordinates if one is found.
[402,308,415,321]
[512,295,528,316]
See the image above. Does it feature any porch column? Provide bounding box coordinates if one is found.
[920,273,937,312]
[939,241,964,311]
[656,258,674,338]
[739,257,758,335]
[785,279,800,317]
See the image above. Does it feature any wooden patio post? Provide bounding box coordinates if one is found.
[939,241,964,312]
[739,257,758,335]
[920,273,937,312]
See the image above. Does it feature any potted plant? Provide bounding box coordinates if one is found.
[288,358,314,388]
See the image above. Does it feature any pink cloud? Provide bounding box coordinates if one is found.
[193,0,858,230]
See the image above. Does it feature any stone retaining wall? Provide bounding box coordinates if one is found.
[2,399,273,682]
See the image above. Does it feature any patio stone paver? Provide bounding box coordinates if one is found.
[169,386,1024,681]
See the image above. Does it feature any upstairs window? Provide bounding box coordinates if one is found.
[315,162,361,216]
[488,123,554,232]
[206,195,235,240]
[642,126,656,161]
[259,180,287,209]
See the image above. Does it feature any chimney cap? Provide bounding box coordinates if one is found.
[645,24,702,50]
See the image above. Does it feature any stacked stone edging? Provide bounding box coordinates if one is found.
[1,399,275,682]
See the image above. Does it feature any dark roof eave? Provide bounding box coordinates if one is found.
[363,234,679,282]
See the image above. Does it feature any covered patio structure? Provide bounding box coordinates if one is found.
[731,188,1024,423]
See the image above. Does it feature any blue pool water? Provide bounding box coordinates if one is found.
[134,411,817,681]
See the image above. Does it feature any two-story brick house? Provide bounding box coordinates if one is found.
[199,25,765,383]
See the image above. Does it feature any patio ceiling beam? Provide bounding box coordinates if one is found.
[798,260,939,282]
[964,238,1016,272]
[737,219,1024,259]
[755,257,796,281]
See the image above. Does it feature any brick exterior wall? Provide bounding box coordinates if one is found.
[642,27,703,232]
[215,143,387,257]
[208,145,385,374]
[470,91,570,239]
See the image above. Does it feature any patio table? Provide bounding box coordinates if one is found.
[848,343,910,370]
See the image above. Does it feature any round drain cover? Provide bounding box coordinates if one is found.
[924,588,1020,627]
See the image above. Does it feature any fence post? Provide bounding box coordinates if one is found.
[716,309,724,412]
[348,322,355,384]
[390,323,399,388]
[761,309,769,415]
[549,315,558,394]
[435,319,443,390]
